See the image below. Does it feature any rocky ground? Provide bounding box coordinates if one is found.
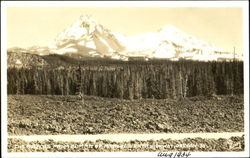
[8,135,244,152]
[8,95,244,135]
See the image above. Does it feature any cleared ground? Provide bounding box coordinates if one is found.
[8,95,244,135]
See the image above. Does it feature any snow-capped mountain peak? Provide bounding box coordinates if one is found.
[50,15,127,58]
[20,15,241,61]
[54,15,96,45]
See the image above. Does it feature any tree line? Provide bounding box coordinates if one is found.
[7,60,243,99]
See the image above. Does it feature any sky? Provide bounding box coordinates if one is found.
[7,7,243,54]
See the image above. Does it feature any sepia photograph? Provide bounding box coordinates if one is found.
[1,1,249,158]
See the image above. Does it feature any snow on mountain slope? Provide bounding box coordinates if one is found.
[51,15,126,59]
[25,15,240,61]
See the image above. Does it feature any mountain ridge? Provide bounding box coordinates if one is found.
[8,15,243,62]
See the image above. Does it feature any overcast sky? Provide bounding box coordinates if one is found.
[7,7,243,54]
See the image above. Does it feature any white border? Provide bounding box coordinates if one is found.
[2,1,249,7]
[1,1,249,158]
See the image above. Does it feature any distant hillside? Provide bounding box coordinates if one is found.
[7,51,122,68]
[7,51,49,68]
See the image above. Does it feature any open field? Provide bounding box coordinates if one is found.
[8,95,244,135]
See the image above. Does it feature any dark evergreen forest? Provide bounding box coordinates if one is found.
[7,60,243,99]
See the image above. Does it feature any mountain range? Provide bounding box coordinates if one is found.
[8,15,242,66]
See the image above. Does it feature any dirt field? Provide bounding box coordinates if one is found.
[8,95,244,135]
